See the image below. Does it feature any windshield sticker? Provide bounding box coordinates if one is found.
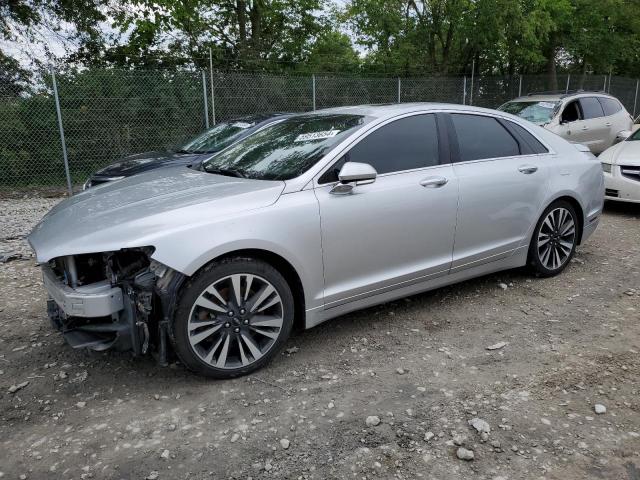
[538,102,556,109]
[294,130,340,142]
[232,122,253,129]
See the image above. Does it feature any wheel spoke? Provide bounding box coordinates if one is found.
[196,296,227,313]
[189,319,219,332]
[190,324,223,345]
[237,337,249,366]
[204,334,225,363]
[251,327,280,339]
[205,285,227,306]
[244,275,254,301]
[538,236,550,248]
[553,248,562,269]
[231,274,243,306]
[560,221,575,236]
[241,333,263,360]
[248,284,276,313]
[215,335,231,368]
[540,244,552,267]
[250,315,283,328]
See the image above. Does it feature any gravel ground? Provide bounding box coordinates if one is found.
[0,196,639,480]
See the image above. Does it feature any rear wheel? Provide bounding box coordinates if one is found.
[173,257,294,378]
[528,200,578,277]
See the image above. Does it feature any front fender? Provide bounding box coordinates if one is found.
[149,190,325,312]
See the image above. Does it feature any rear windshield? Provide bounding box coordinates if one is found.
[628,129,640,141]
[498,101,560,125]
[202,114,368,180]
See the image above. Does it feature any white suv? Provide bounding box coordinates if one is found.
[499,91,633,154]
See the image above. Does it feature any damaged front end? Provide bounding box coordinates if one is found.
[43,247,184,364]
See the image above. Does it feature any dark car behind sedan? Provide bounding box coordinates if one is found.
[83,113,290,188]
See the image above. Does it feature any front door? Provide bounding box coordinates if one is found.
[314,114,458,308]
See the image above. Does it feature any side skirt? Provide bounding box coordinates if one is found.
[304,246,528,329]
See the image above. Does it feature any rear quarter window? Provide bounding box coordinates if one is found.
[503,121,549,154]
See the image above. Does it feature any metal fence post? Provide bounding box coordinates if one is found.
[469,59,475,106]
[397,77,401,103]
[312,74,316,111]
[633,79,639,117]
[463,76,467,105]
[518,75,522,97]
[202,71,210,129]
[603,75,607,92]
[565,74,570,93]
[51,66,73,196]
[209,48,216,125]
[608,69,612,93]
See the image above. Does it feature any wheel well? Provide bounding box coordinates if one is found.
[212,249,306,331]
[553,196,585,244]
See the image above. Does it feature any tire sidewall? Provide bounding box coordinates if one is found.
[172,257,294,378]
[528,200,579,277]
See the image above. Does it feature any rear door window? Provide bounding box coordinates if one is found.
[598,97,622,116]
[579,97,605,119]
[450,114,520,162]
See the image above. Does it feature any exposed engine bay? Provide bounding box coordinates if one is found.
[45,247,184,364]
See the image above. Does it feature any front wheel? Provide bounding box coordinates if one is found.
[172,257,294,378]
[528,201,579,277]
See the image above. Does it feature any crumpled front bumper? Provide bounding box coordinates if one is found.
[42,265,145,354]
[42,264,123,317]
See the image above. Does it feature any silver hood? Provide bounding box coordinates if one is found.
[29,166,285,264]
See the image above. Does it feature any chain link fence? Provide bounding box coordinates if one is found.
[1,68,639,191]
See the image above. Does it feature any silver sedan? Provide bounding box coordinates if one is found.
[28,103,604,378]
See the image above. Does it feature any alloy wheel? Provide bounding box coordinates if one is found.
[187,273,284,369]
[536,207,576,271]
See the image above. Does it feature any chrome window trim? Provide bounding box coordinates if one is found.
[294,107,555,192]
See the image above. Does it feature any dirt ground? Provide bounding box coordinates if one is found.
[0,197,639,480]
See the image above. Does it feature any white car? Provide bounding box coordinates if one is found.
[600,128,640,203]
[499,92,634,154]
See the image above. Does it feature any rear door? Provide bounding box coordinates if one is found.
[598,96,632,145]
[446,113,551,271]
[579,97,609,154]
[314,113,458,308]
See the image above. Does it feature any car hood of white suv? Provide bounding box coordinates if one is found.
[600,140,640,166]
[29,166,285,264]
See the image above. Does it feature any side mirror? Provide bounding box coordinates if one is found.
[330,162,377,195]
[615,130,632,142]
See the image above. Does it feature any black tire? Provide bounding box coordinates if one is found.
[172,257,294,378]
[528,200,579,277]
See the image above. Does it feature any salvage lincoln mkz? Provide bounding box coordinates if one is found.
[29,104,604,378]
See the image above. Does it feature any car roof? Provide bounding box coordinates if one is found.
[310,102,503,119]
[508,91,616,103]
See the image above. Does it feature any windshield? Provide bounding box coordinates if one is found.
[498,101,560,125]
[179,119,261,154]
[201,114,368,180]
[628,128,640,141]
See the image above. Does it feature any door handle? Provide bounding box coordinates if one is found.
[581,125,589,131]
[518,165,538,174]
[605,122,612,127]
[419,176,448,188]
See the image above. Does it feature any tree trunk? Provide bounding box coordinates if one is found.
[236,0,247,56]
